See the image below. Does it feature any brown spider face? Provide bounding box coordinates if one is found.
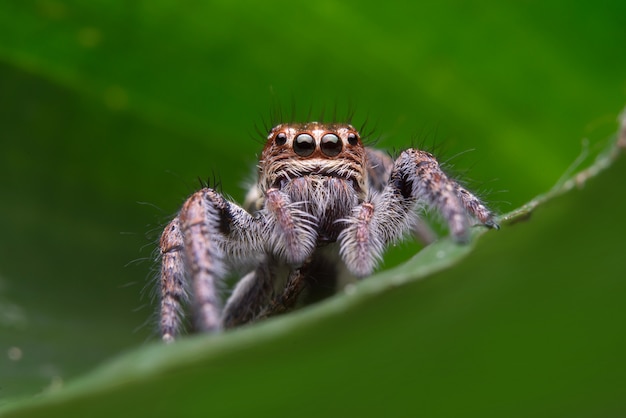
[259,123,367,195]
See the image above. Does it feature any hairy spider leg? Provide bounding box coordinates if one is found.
[222,259,275,328]
[159,218,188,343]
[339,149,499,277]
[160,189,258,340]
[256,257,315,320]
[365,147,438,244]
[159,187,321,341]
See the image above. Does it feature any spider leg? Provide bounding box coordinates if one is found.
[396,149,500,232]
[256,256,313,320]
[221,189,318,324]
[393,149,499,240]
[222,259,274,329]
[223,253,325,328]
[159,188,267,341]
[455,183,500,230]
[159,218,188,343]
[365,147,439,245]
[169,189,229,337]
[160,186,319,340]
[340,148,498,277]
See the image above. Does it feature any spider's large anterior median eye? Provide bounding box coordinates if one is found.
[294,133,315,157]
[320,133,342,157]
[275,132,287,146]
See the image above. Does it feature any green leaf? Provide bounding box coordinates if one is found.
[1,1,625,417]
[2,123,625,418]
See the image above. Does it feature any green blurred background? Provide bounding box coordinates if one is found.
[0,0,625,414]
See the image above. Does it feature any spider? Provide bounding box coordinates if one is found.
[158,122,499,342]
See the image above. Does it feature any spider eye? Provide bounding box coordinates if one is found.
[347,132,359,146]
[294,133,315,157]
[320,133,342,157]
[275,132,287,146]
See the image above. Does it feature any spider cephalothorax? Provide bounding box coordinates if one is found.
[158,122,498,342]
[259,123,367,194]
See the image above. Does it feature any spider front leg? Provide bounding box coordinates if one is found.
[159,188,264,341]
[366,147,438,245]
[339,148,498,277]
[159,189,231,341]
[159,187,317,341]
[394,149,499,239]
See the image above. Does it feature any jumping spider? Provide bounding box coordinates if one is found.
[159,122,498,342]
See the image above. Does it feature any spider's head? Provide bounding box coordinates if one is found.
[258,122,367,194]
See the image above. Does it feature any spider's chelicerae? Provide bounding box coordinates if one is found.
[159,122,498,342]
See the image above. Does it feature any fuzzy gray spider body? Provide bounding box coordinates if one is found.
[159,122,498,342]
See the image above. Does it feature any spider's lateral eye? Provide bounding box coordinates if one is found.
[347,133,359,146]
[320,133,342,157]
[294,133,315,157]
[275,132,287,146]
